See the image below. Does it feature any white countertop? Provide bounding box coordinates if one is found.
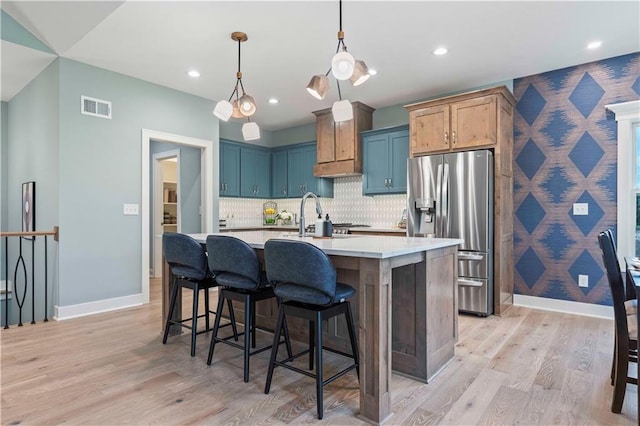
[189,230,462,259]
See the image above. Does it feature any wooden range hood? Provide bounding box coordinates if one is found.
[312,101,374,177]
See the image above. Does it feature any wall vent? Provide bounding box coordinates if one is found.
[81,95,112,119]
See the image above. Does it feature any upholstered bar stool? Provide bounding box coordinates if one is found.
[206,235,292,383]
[162,233,238,357]
[263,239,359,420]
[598,230,638,413]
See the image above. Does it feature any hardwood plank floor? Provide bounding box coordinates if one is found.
[1,280,637,425]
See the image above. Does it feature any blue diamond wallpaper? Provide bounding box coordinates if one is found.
[513,52,640,306]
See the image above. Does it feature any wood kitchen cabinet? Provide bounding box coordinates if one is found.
[362,125,409,195]
[405,86,516,315]
[312,101,374,177]
[240,145,270,198]
[220,140,240,197]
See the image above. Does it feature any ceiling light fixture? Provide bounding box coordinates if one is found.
[213,31,260,141]
[433,47,448,55]
[188,70,200,78]
[306,0,371,122]
[268,97,279,104]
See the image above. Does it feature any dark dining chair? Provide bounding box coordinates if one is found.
[162,232,238,356]
[263,239,359,420]
[206,235,292,383]
[598,230,638,413]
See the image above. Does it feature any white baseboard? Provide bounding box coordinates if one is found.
[514,294,613,320]
[54,293,144,321]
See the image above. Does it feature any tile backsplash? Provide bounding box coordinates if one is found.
[219,176,406,228]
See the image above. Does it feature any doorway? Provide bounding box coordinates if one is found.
[141,129,219,304]
[152,150,181,278]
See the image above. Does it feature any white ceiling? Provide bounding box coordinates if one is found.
[2,1,639,131]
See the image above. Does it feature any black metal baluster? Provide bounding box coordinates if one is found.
[4,237,8,329]
[13,238,27,326]
[31,238,35,324]
[44,236,48,322]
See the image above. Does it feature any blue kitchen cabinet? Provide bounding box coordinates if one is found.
[287,143,333,198]
[220,140,240,197]
[240,145,271,198]
[271,149,288,198]
[362,125,409,195]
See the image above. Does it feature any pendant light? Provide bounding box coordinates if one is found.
[213,32,260,140]
[305,0,371,122]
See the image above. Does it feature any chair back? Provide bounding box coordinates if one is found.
[598,230,630,341]
[163,233,209,280]
[264,239,337,305]
[206,235,263,290]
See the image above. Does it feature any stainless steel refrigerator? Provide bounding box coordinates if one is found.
[407,150,494,316]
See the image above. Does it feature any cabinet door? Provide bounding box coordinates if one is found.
[240,148,256,197]
[220,142,240,197]
[271,150,288,198]
[254,149,271,198]
[335,119,355,161]
[300,145,318,195]
[316,112,335,163]
[451,95,497,149]
[363,134,391,194]
[389,130,409,193]
[287,147,306,197]
[410,105,449,155]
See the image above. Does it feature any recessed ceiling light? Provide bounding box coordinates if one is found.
[368,68,378,76]
[268,98,279,104]
[187,70,200,78]
[587,41,602,49]
[433,47,448,56]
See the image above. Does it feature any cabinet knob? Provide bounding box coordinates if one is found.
[452,131,456,144]
[388,177,392,188]
[444,131,449,144]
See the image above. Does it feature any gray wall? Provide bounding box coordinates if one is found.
[54,58,218,306]
[4,60,60,324]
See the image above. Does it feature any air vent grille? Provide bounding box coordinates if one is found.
[81,95,112,119]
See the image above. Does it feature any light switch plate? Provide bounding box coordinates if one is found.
[573,203,588,215]
[123,204,139,215]
[578,274,589,288]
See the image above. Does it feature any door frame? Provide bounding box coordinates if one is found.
[141,129,218,304]
[152,149,181,277]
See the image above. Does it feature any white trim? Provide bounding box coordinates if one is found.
[514,294,613,319]
[141,129,217,305]
[54,293,143,321]
[606,100,640,263]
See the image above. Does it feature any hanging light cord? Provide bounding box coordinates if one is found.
[226,37,247,102]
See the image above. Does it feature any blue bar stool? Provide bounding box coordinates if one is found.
[263,239,359,420]
[206,235,293,383]
[162,233,238,357]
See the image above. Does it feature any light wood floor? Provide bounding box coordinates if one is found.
[1,280,637,425]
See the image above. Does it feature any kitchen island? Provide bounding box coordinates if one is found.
[164,230,462,424]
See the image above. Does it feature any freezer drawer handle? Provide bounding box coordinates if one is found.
[458,278,483,287]
[458,253,483,261]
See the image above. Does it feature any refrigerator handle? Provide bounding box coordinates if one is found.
[442,163,449,237]
[436,164,443,238]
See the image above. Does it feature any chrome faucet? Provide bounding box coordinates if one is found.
[299,192,323,236]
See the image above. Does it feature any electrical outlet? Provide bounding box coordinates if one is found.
[573,203,588,215]
[123,204,139,215]
[578,274,589,288]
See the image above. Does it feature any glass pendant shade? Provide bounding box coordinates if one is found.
[242,121,260,140]
[306,75,330,100]
[238,94,257,117]
[231,100,244,118]
[332,99,353,122]
[213,100,233,121]
[331,51,355,80]
[350,60,370,86]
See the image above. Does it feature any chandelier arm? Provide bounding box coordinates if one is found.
[336,79,343,101]
[335,40,342,54]
[238,79,247,96]
[324,67,332,77]
[226,83,239,102]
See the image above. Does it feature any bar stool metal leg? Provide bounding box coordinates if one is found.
[162,276,180,344]
[207,295,226,365]
[190,285,200,356]
[315,312,323,419]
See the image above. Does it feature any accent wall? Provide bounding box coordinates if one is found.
[513,52,640,305]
